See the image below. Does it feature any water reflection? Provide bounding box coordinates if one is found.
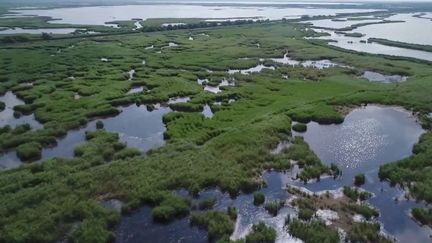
[0,104,171,169]
[291,105,430,242]
[0,91,43,129]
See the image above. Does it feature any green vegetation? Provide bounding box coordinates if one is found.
[245,223,276,243]
[347,222,392,243]
[343,186,371,201]
[96,120,104,129]
[253,192,265,205]
[292,123,307,133]
[1,13,432,242]
[16,141,42,161]
[264,200,284,216]
[347,203,379,220]
[411,207,432,226]
[198,197,217,210]
[288,219,339,243]
[152,196,191,222]
[190,211,235,240]
[287,186,390,243]
[379,132,432,221]
[0,101,4,111]
[354,173,366,186]
[368,38,432,53]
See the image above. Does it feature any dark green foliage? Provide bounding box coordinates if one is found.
[347,203,379,220]
[0,101,4,112]
[253,192,265,206]
[412,208,432,226]
[293,197,316,221]
[379,132,432,203]
[292,123,307,133]
[354,173,366,186]
[288,219,339,243]
[227,207,237,221]
[347,222,392,243]
[152,196,191,222]
[264,201,284,217]
[96,120,104,129]
[198,197,217,210]
[190,211,235,240]
[69,218,115,243]
[298,208,315,221]
[16,142,42,161]
[343,186,371,201]
[245,223,276,243]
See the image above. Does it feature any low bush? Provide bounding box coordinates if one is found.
[288,219,339,243]
[190,211,234,240]
[253,192,265,206]
[354,173,366,186]
[198,197,217,210]
[245,223,276,243]
[292,123,307,133]
[16,142,42,161]
[264,201,284,216]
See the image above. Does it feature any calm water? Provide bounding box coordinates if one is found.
[291,105,430,242]
[0,104,171,169]
[313,29,432,62]
[115,171,300,243]
[308,13,432,61]
[0,91,42,129]
[115,105,428,242]
[0,27,79,34]
[11,5,378,26]
[362,71,407,83]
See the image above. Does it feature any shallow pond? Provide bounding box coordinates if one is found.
[291,105,430,242]
[228,64,275,75]
[271,53,346,69]
[12,5,378,26]
[202,104,214,118]
[0,91,43,129]
[0,104,171,169]
[362,71,407,83]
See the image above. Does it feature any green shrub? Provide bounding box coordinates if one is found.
[253,192,265,206]
[288,219,339,243]
[245,223,276,243]
[343,186,371,201]
[198,197,217,210]
[298,208,314,221]
[347,203,379,220]
[227,206,237,220]
[96,120,104,129]
[0,101,4,112]
[16,142,42,161]
[264,201,284,216]
[191,211,234,240]
[347,222,392,243]
[292,123,307,133]
[412,208,432,225]
[152,196,190,222]
[69,218,114,243]
[354,173,366,186]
